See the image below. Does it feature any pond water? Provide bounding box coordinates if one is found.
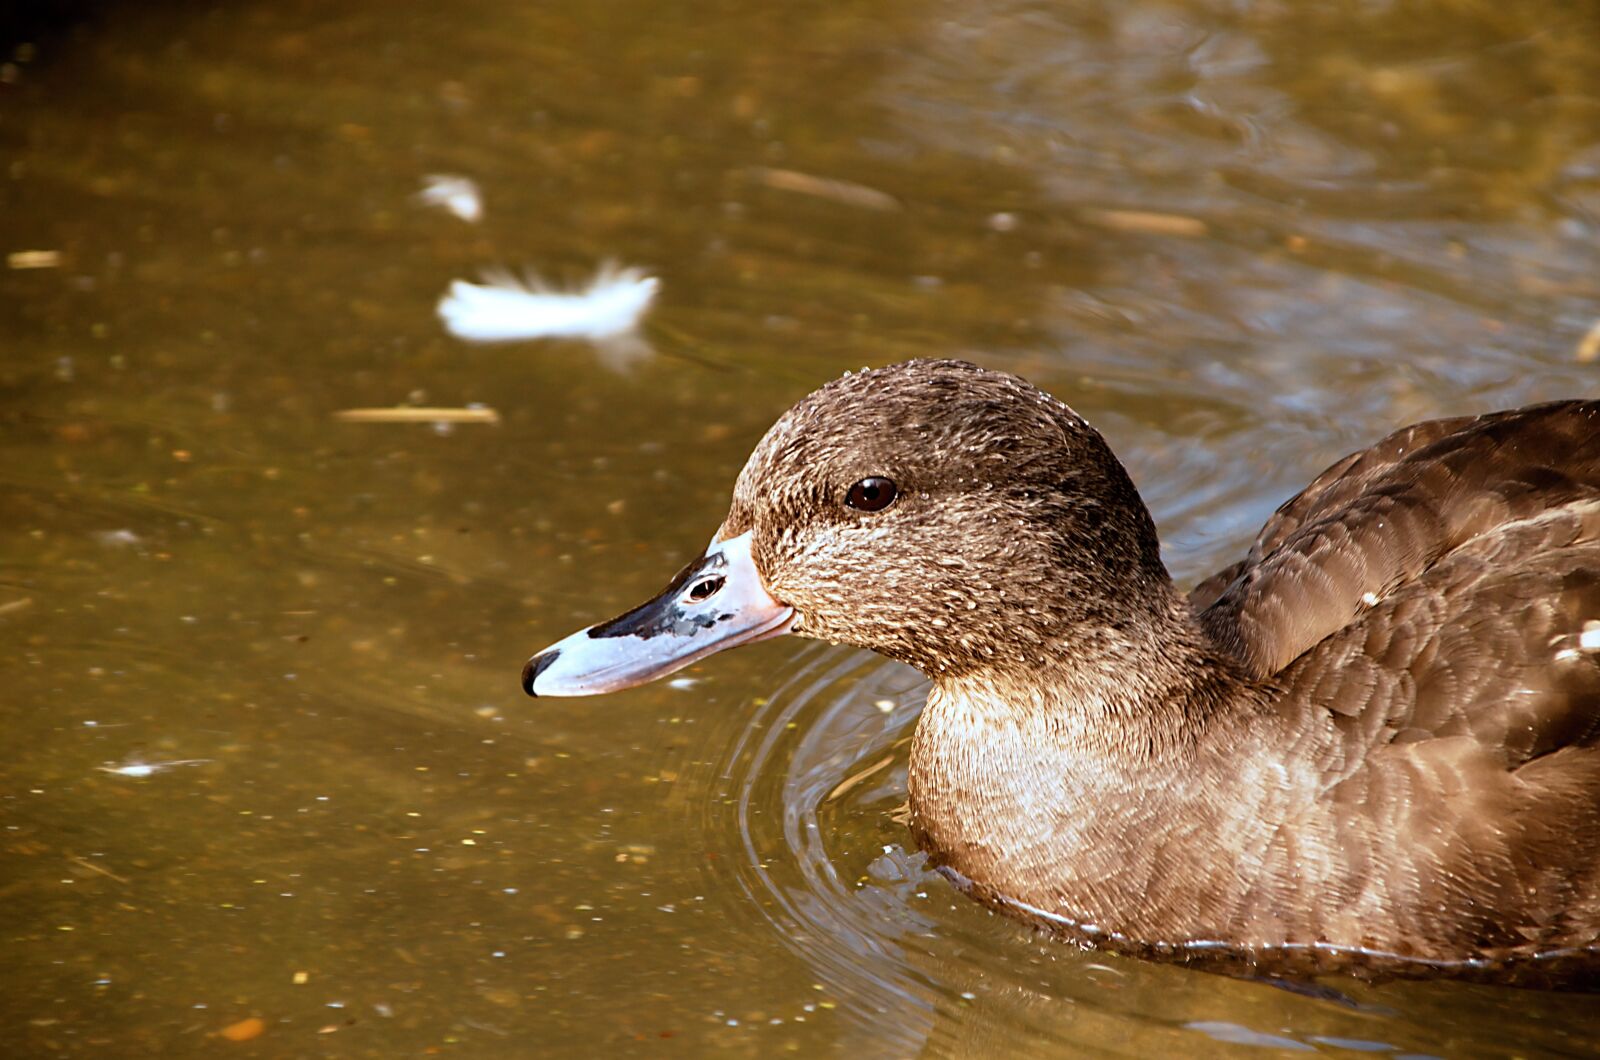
[3,0,1599,1055]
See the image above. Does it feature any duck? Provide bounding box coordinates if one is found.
[523,358,1600,985]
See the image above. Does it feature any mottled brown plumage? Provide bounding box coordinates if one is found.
[719,360,1600,984]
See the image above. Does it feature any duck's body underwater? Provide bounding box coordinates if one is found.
[524,359,1600,984]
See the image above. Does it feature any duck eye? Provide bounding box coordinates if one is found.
[845,476,898,513]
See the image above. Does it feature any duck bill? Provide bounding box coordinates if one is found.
[522,530,794,697]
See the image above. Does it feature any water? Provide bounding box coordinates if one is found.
[2,0,1598,1054]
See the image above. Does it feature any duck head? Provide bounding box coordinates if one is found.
[523,358,1177,696]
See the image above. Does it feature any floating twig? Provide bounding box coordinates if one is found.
[747,167,901,212]
[333,407,500,424]
[8,250,62,269]
[67,855,129,884]
[1083,208,1209,238]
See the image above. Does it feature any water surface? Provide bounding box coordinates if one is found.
[3,0,1599,1054]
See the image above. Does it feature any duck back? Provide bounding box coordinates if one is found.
[1186,401,1600,979]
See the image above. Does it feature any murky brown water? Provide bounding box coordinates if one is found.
[4,0,1599,1055]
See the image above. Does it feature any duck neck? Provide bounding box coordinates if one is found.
[963,581,1245,756]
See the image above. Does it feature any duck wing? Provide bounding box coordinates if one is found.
[1196,401,1600,690]
[1186,413,1483,613]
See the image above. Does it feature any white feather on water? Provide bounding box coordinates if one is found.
[438,263,659,343]
[416,174,484,223]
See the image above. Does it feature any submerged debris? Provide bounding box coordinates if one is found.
[218,1016,266,1042]
[825,754,895,803]
[92,529,142,548]
[97,757,211,778]
[1577,318,1600,364]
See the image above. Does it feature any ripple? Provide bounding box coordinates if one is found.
[699,644,1204,1054]
[695,640,1600,1057]
[705,644,943,1043]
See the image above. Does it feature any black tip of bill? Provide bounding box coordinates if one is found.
[522,649,561,697]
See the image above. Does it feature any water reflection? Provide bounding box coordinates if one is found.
[718,646,934,1048]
